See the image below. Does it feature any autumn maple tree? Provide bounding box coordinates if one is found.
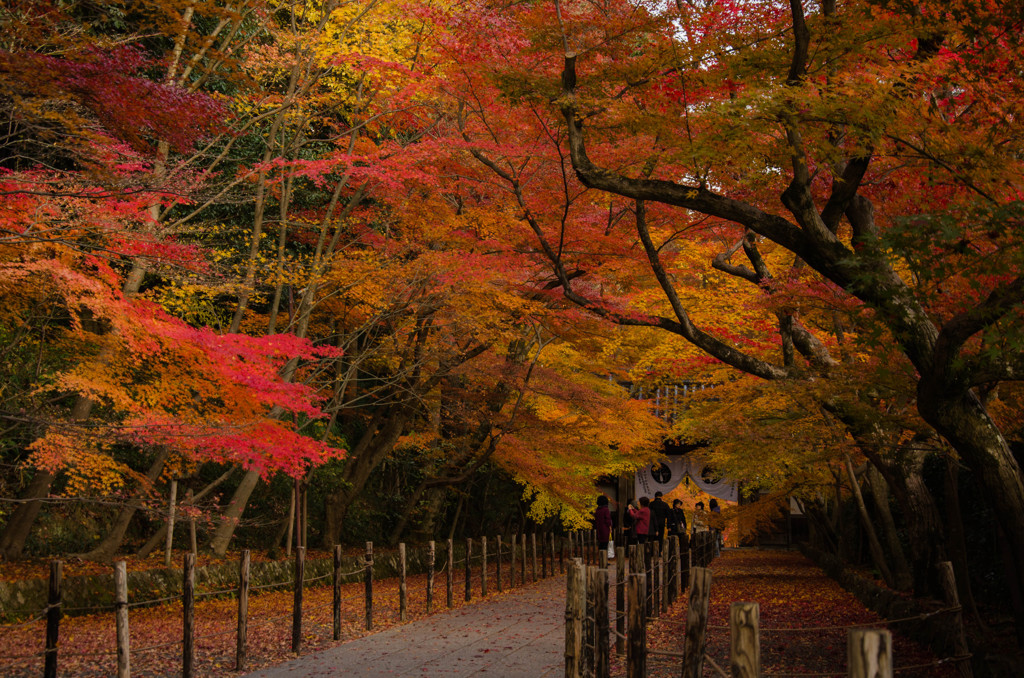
[423,0,1024,621]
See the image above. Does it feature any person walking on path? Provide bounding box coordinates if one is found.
[709,497,723,555]
[628,497,651,544]
[594,495,613,559]
[668,498,689,550]
[649,491,670,542]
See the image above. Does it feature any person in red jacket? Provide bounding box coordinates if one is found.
[628,497,651,544]
[594,495,613,558]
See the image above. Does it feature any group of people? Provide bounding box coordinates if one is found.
[593,492,723,558]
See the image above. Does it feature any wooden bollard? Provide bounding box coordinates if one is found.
[938,562,973,678]
[44,560,62,678]
[681,566,712,678]
[496,535,503,593]
[627,572,646,678]
[399,543,407,621]
[615,546,626,655]
[848,629,892,678]
[644,543,654,619]
[565,559,586,678]
[510,533,517,588]
[465,537,473,602]
[520,533,527,584]
[183,553,195,677]
[446,538,454,608]
[293,546,305,653]
[659,541,667,614]
[531,532,538,582]
[481,536,488,596]
[541,533,548,578]
[666,538,676,606]
[559,534,565,573]
[595,567,610,678]
[730,602,760,678]
[426,540,435,613]
[164,478,177,568]
[115,560,130,678]
[584,567,595,672]
[674,536,683,600]
[364,541,373,630]
[332,545,342,640]
[237,550,250,670]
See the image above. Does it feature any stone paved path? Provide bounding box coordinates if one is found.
[243,574,567,677]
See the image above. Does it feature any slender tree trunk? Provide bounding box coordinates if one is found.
[0,469,56,561]
[82,448,170,562]
[844,455,894,588]
[209,468,260,556]
[943,456,984,627]
[865,465,913,591]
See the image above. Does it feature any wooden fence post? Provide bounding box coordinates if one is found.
[365,541,373,630]
[164,478,177,568]
[666,538,676,606]
[730,602,760,678]
[465,537,473,602]
[333,545,342,640]
[183,553,195,678]
[595,566,610,678]
[187,488,197,556]
[644,543,654,619]
[44,560,62,678]
[511,533,517,588]
[652,541,662,618]
[938,561,974,678]
[115,560,130,678]
[584,567,595,674]
[674,536,683,599]
[496,535,503,593]
[237,549,250,670]
[659,541,668,614]
[531,532,538,582]
[627,572,646,678]
[293,546,306,653]
[615,545,626,655]
[521,533,527,584]
[293,546,305,653]
[848,629,892,678]
[560,534,565,574]
[565,559,585,678]
[427,540,435,613]
[681,566,712,678]
[399,543,408,621]
[481,536,488,596]
[446,538,454,608]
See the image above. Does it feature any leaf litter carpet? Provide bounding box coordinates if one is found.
[632,548,958,677]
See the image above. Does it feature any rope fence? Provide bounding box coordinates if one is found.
[562,535,972,678]
[0,531,565,677]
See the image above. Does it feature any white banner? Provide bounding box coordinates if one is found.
[634,456,739,503]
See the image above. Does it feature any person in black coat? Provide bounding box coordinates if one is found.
[649,491,670,542]
[667,498,689,549]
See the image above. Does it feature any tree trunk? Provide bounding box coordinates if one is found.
[865,465,913,591]
[82,448,170,562]
[918,390,1024,631]
[844,455,895,588]
[322,408,411,546]
[0,469,56,561]
[943,456,984,628]
[209,468,260,556]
